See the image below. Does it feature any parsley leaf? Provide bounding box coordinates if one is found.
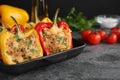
[57,7,98,31]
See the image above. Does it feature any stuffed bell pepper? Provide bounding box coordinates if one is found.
[35,8,73,55]
[0,16,43,65]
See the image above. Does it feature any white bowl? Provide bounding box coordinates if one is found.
[96,15,120,29]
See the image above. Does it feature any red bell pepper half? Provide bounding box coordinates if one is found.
[35,8,73,55]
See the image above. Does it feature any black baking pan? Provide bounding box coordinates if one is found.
[0,38,86,74]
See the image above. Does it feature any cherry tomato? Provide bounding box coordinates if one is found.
[111,27,120,39]
[107,33,117,44]
[81,29,92,40]
[97,29,107,41]
[87,32,101,45]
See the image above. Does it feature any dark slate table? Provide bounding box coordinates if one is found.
[0,32,120,80]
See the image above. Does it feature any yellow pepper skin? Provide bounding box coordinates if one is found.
[0,26,6,60]
[41,17,52,23]
[0,5,29,28]
[24,22,36,31]
[0,29,43,65]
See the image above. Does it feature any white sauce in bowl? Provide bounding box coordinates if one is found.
[96,15,119,29]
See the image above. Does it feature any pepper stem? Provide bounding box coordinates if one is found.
[50,8,60,34]
[10,16,24,38]
[53,8,60,25]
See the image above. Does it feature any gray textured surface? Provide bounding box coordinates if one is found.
[0,32,120,80]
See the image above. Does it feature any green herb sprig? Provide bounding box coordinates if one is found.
[57,7,97,31]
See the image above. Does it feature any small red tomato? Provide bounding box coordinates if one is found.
[111,27,120,39]
[107,33,117,44]
[81,29,92,40]
[87,32,101,45]
[111,27,119,30]
[97,29,107,41]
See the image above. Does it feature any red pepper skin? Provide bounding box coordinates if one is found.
[35,22,48,32]
[35,22,52,55]
[10,24,25,32]
[57,21,70,30]
[35,21,72,55]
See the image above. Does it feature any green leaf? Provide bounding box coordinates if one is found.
[57,7,97,31]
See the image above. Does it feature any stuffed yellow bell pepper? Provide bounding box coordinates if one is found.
[0,17,43,65]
